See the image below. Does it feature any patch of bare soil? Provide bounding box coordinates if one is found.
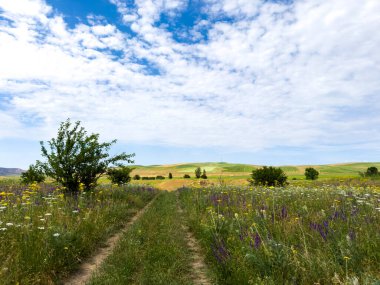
[63,195,158,285]
[177,194,212,285]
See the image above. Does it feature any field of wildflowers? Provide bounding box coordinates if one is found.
[179,182,380,284]
[0,181,156,284]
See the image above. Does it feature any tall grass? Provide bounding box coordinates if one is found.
[89,192,194,285]
[0,182,157,284]
[179,182,380,284]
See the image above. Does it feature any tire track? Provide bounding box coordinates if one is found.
[176,192,212,285]
[63,194,159,285]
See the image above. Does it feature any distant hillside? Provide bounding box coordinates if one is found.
[131,162,380,178]
[0,168,24,176]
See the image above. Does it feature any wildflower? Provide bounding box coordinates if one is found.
[343,256,350,260]
[53,233,60,237]
[5,223,13,226]
[0,228,6,231]
[64,247,69,250]
[24,216,31,220]
[38,226,45,230]
[72,210,79,213]
[45,213,52,216]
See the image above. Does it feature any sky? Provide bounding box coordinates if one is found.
[0,0,379,168]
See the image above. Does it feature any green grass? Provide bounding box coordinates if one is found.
[89,192,194,285]
[179,183,380,284]
[0,182,157,284]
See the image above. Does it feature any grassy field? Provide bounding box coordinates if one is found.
[179,182,380,284]
[126,162,380,190]
[0,182,157,284]
[1,172,380,284]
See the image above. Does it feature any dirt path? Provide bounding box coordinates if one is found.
[176,193,212,285]
[63,195,159,285]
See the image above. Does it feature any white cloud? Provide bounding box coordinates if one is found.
[0,0,379,154]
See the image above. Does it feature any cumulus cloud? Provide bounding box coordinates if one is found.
[0,0,379,154]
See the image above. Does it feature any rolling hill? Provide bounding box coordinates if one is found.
[0,167,24,176]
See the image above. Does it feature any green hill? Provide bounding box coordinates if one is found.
[131,162,380,178]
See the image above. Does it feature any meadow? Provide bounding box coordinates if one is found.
[0,163,380,284]
[0,181,157,284]
[179,181,380,284]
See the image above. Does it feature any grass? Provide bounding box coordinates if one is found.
[89,191,194,285]
[179,181,380,284]
[0,182,157,284]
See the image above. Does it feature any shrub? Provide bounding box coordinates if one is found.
[20,163,45,184]
[365,166,379,177]
[250,166,287,186]
[133,174,141,180]
[201,169,207,179]
[168,173,173,179]
[183,174,191,179]
[305,167,319,180]
[156,175,165,180]
[40,119,134,194]
[107,166,133,185]
[195,167,201,179]
[142,177,156,180]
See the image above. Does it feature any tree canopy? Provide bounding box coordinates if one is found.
[40,119,134,193]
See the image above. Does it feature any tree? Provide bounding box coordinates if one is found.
[201,169,207,179]
[133,174,141,180]
[40,119,134,194]
[20,162,45,184]
[107,166,134,185]
[168,172,173,179]
[304,167,319,180]
[195,167,201,179]
[365,166,379,177]
[249,166,287,187]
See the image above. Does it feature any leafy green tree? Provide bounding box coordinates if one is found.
[40,119,134,194]
[201,169,207,179]
[20,162,45,184]
[365,166,379,177]
[304,167,319,180]
[168,172,173,179]
[195,167,201,179]
[107,166,134,185]
[133,174,141,180]
[249,166,287,187]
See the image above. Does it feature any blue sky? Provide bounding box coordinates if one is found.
[0,0,379,168]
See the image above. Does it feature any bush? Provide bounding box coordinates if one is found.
[195,167,201,179]
[201,169,207,179]
[250,166,287,186]
[133,174,141,180]
[142,177,156,180]
[156,175,165,180]
[168,173,173,179]
[183,174,191,179]
[20,163,45,184]
[365,166,379,177]
[107,166,133,185]
[305,167,319,180]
